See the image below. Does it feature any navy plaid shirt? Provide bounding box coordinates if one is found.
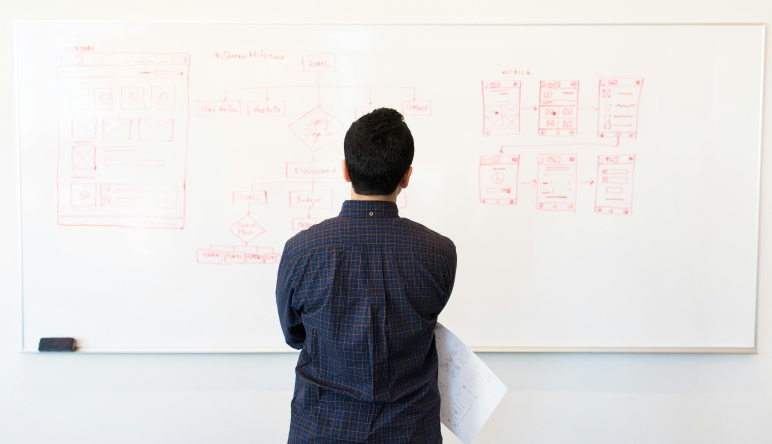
[276,200,457,443]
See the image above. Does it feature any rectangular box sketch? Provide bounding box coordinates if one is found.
[197,100,242,117]
[247,101,286,116]
[71,183,97,207]
[71,116,97,138]
[151,86,176,111]
[302,53,336,72]
[245,252,264,264]
[598,78,644,139]
[100,183,178,208]
[285,161,340,178]
[289,190,333,209]
[103,158,139,167]
[197,249,224,264]
[292,218,323,231]
[56,52,190,228]
[138,118,174,141]
[102,118,132,140]
[538,80,579,136]
[71,145,96,170]
[402,100,432,116]
[479,155,519,205]
[232,190,268,205]
[595,155,636,215]
[94,87,113,111]
[196,245,280,265]
[71,87,89,110]
[482,80,521,136]
[121,86,145,110]
[536,154,577,211]
[224,251,246,265]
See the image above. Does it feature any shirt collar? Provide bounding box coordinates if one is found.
[339,200,400,219]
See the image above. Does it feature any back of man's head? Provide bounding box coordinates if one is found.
[344,108,414,196]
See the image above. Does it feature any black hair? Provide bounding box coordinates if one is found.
[343,108,414,196]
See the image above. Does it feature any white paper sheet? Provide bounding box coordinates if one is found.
[435,323,508,444]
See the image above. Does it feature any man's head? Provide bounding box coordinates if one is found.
[343,108,414,196]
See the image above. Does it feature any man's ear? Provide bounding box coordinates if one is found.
[342,159,351,183]
[400,166,413,189]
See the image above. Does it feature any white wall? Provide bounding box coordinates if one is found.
[1,1,771,443]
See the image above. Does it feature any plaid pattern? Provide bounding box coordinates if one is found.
[277,200,457,443]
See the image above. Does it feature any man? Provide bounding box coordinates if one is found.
[276,108,457,443]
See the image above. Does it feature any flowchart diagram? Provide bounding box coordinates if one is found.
[478,77,643,215]
[194,53,416,265]
[53,49,645,258]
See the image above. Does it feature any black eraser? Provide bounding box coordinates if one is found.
[38,338,76,352]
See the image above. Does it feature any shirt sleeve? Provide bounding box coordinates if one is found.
[444,243,458,301]
[276,248,306,349]
[433,240,458,319]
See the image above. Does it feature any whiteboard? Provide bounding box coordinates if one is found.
[15,23,764,352]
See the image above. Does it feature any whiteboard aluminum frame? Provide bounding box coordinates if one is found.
[14,22,26,355]
[18,346,757,354]
[752,22,767,357]
[14,21,766,354]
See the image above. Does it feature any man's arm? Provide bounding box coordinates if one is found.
[432,241,458,319]
[275,250,306,349]
[445,243,458,300]
[440,241,458,306]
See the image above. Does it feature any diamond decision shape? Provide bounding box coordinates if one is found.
[289,107,343,152]
[230,215,265,243]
